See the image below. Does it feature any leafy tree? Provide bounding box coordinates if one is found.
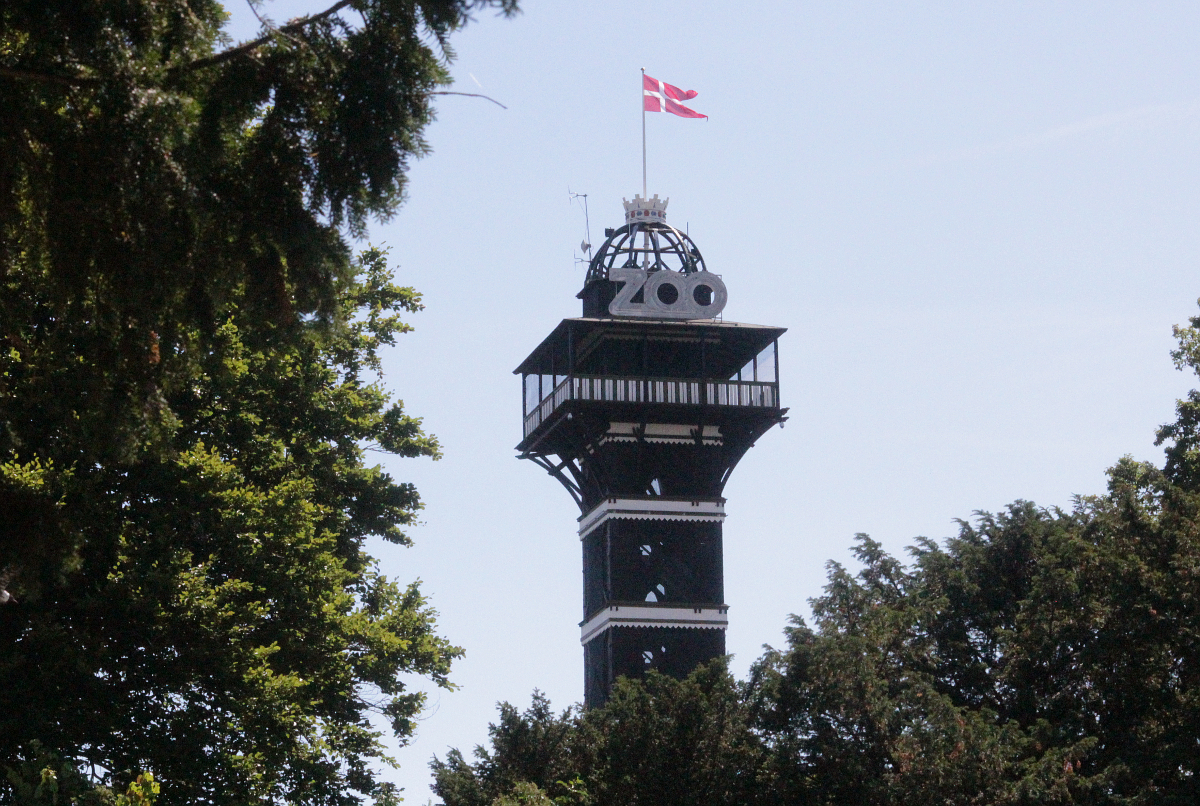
[0,0,513,595]
[1,247,461,804]
[490,782,557,806]
[1,1,515,802]
[6,744,160,806]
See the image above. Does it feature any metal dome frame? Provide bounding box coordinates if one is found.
[584,220,708,284]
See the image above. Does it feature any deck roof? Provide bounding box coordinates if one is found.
[514,318,787,378]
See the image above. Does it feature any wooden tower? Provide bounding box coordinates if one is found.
[516,195,786,706]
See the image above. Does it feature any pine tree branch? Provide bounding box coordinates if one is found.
[430,91,507,109]
[174,0,355,73]
[244,0,308,50]
[0,10,510,107]
[0,68,508,113]
[0,0,352,86]
[2,5,510,101]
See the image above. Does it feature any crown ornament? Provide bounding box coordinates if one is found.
[622,194,668,224]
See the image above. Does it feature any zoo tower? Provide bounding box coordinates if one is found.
[515,195,787,706]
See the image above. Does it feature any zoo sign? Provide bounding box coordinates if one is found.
[608,267,728,320]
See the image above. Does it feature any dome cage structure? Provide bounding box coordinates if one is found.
[578,201,723,319]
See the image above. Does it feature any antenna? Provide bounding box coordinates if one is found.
[569,189,592,267]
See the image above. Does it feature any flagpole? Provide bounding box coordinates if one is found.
[641,67,647,198]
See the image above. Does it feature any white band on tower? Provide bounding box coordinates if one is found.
[580,603,729,644]
[578,497,725,538]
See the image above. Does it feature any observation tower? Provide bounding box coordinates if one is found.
[515,195,787,706]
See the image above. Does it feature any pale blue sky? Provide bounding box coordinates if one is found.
[226,3,1200,801]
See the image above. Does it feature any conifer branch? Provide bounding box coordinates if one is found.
[174,0,355,73]
[430,91,507,109]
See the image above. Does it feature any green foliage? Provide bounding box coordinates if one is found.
[5,745,158,806]
[2,2,515,802]
[431,692,579,806]
[117,774,160,806]
[433,665,770,806]
[490,782,555,806]
[5,745,108,806]
[436,308,1200,805]
[572,663,768,806]
[0,247,463,804]
[0,0,511,593]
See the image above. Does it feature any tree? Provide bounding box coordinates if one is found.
[1,246,463,804]
[433,663,772,806]
[1,2,514,803]
[6,744,161,806]
[0,0,513,594]
[753,529,1064,805]
[431,692,579,806]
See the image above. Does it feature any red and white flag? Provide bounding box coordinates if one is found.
[643,74,707,119]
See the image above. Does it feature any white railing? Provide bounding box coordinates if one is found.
[523,375,779,437]
[706,381,776,408]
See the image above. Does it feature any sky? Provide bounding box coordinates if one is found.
[227,3,1200,801]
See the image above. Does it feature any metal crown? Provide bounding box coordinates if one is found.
[622,194,669,224]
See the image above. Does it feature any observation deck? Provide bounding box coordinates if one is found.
[522,374,778,439]
[515,316,786,512]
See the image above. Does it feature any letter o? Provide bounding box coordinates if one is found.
[644,271,688,314]
[685,271,728,317]
[641,269,729,319]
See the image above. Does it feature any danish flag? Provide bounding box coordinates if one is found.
[643,74,707,119]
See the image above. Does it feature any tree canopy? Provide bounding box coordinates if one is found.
[1,0,512,589]
[433,306,1200,806]
[1,1,513,803]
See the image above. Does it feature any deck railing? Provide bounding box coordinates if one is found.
[523,375,779,438]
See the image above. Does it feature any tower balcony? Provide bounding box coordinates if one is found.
[516,317,786,511]
[522,374,779,439]
[516,317,786,449]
